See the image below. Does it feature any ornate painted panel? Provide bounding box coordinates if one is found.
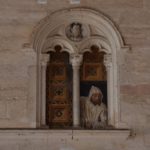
[82,63,105,81]
[46,51,72,128]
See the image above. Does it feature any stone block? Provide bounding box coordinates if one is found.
[0,25,33,51]
[144,133,150,147]
[121,100,148,129]
[144,0,150,10]
[119,48,150,85]
[120,27,150,40]
[0,0,46,13]
[26,66,37,127]
[120,84,150,96]
[45,0,144,14]
[83,0,143,9]
[0,89,27,101]
[0,76,28,90]
[0,143,19,150]
[0,51,35,66]
[0,52,36,90]
[0,101,7,119]
[119,10,150,27]
[0,120,33,128]
[6,100,27,120]
[123,36,150,48]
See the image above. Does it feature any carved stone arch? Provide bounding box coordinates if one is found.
[42,36,76,54]
[32,8,129,128]
[79,36,111,54]
[33,9,126,53]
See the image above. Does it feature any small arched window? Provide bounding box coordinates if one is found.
[32,8,129,129]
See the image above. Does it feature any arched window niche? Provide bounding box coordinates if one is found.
[33,8,130,129]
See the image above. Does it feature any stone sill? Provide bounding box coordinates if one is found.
[0,129,131,139]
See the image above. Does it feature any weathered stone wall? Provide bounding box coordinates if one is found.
[0,0,150,150]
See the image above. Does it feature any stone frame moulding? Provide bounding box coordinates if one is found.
[32,8,130,129]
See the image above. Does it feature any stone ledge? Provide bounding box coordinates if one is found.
[0,129,131,139]
[72,129,131,140]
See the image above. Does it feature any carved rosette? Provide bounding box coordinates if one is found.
[66,22,88,42]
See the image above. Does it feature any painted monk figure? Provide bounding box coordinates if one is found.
[81,86,107,129]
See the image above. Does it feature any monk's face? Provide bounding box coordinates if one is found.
[90,92,102,105]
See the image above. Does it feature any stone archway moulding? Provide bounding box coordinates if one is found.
[33,8,129,128]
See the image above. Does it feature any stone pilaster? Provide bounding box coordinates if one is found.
[40,54,49,128]
[104,54,114,126]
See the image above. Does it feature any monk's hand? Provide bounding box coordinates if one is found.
[86,122,92,129]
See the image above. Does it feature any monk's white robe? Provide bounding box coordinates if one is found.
[84,99,107,129]
[81,97,107,129]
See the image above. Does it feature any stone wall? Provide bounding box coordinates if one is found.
[0,0,150,150]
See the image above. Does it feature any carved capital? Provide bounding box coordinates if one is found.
[41,54,49,66]
[70,54,83,68]
[104,54,112,68]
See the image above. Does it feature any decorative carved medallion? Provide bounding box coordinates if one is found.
[66,22,84,42]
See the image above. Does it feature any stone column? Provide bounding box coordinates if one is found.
[70,54,83,128]
[41,54,49,128]
[104,54,114,126]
